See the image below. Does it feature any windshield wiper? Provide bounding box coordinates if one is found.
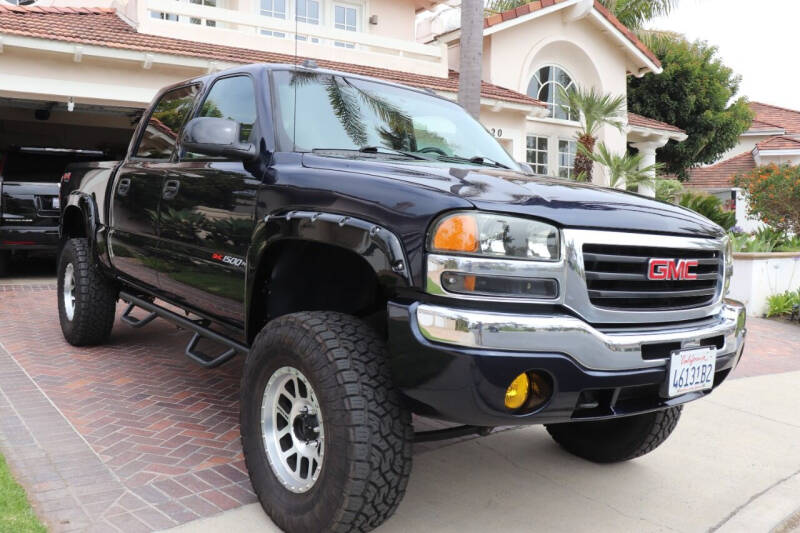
[437,154,510,169]
[358,146,428,160]
[311,147,427,161]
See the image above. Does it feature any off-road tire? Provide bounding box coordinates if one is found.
[240,312,413,533]
[57,238,118,346]
[545,406,682,463]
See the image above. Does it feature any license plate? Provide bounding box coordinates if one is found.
[667,347,716,397]
[51,197,60,209]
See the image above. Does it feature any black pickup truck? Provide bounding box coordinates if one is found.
[0,147,106,275]
[59,64,746,532]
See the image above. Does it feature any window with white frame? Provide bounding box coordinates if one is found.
[151,0,223,27]
[260,0,287,37]
[189,0,218,27]
[334,3,359,48]
[526,136,548,175]
[295,0,321,42]
[558,139,577,179]
[527,65,578,121]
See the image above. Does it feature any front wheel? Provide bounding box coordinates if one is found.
[545,406,682,463]
[240,312,413,533]
[57,238,118,346]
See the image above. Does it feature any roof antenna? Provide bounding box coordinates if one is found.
[292,3,299,152]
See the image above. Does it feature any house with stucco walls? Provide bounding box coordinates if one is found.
[417,0,686,187]
[0,0,683,191]
[686,101,800,231]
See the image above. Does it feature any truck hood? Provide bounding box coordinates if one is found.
[301,155,725,239]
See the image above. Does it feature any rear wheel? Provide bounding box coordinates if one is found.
[545,406,682,463]
[240,311,413,533]
[57,238,118,346]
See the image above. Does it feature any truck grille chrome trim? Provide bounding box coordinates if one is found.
[562,229,729,324]
[582,244,722,311]
[415,301,746,371]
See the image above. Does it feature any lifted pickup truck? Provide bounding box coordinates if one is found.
[59,63,746,532]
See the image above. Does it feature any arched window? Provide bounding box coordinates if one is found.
[527,65,577,121]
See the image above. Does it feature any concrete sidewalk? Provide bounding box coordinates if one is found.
[167,370,800,533]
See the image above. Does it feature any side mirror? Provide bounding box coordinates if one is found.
[181,117,257,161]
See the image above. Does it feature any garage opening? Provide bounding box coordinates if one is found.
[0,97,140,276]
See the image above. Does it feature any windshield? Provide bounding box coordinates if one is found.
[271,70,518,170]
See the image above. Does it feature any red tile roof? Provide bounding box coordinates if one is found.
[483,0,661,70]
[0,5,542,107]
[748,119,784,132]
[627,112,684,134]
[685,152,755,189]
[755,135,800,151]
[749,102,800,134]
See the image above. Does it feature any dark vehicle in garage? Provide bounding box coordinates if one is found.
[58,63,747,532]
[0,147,106,275]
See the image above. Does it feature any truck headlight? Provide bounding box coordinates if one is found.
[724,236,733,295]
[428,212,560,261]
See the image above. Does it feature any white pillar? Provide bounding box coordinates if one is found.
[631,140,664,198]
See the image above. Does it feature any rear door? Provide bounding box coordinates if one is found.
[153,75,261,325]
[108,84,200,289]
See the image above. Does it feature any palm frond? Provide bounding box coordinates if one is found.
[558,86,626,137]
[635,28,683,54]
[599,0,681,30]
[580,142,660,188]
[324,77,368,147]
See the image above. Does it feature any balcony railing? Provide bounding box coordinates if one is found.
[137,0,448,77]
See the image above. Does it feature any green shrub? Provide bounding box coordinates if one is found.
[735,164,800,234]
[654,179,684,203]
[729,228,800,253]
[679,191,736,230]
[765,289,800,318]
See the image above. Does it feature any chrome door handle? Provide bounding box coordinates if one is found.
[162,179,180,200]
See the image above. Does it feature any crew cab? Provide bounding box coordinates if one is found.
[58,63,746,533]
[0,147,105,275]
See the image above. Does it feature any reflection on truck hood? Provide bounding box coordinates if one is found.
[301,155,725,239]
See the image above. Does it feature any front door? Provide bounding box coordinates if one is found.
[108,84,200,289]
[154,75,261,325]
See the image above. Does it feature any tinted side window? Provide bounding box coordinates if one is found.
[135,85,200,159]
[198,76,257,142]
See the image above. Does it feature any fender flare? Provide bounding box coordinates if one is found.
[61,191,109,267]
[245,210,412,339]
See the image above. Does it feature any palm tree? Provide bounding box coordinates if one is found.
[559,86,626,181]
[580,142,660,189]
[458,0,484,119]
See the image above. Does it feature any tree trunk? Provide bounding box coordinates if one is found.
[458,0,483,119]
[575,133,596,182]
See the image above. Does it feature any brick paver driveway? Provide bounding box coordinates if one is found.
[1,280,799,532]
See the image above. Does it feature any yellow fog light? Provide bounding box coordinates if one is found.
[505,373,530,410]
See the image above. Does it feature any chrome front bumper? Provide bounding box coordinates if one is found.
[416,299,746,371]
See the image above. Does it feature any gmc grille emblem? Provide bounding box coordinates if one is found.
[647,258,698,281]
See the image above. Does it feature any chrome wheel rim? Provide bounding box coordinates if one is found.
[63,263,76,321]
[261,366,324,493]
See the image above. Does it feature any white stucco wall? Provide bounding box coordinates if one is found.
[718,134,771,163]
[729,254,800,316]
[479,13,633,185]
[0,47,200,107]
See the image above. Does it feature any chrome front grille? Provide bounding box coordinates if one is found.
[582,244,722,311]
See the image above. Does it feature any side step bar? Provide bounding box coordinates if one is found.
[119,292,249,368]
[414,425,493,443]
